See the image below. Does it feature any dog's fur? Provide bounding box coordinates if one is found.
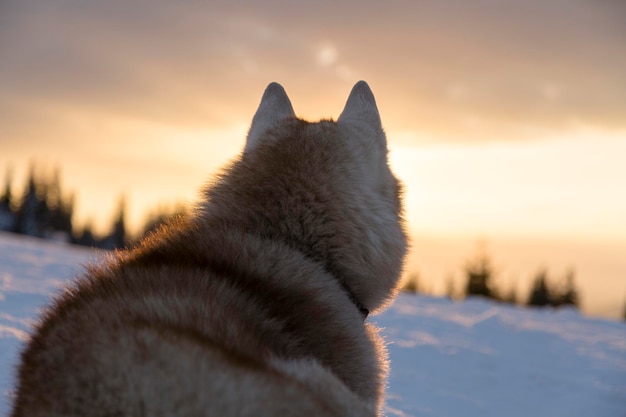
[11,81,407,416]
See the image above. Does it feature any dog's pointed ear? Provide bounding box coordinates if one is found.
[245,82,295,153]
[338,81,382,132]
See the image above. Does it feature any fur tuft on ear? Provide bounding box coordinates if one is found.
[245,82,295,153]
[338,81,382,131]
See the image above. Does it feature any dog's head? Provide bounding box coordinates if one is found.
[242,82,407,314]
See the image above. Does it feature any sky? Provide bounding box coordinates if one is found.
[1,0,625,315]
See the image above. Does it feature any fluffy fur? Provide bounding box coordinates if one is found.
[11,81,407,416]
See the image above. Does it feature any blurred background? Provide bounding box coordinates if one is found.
[1,0,624,318]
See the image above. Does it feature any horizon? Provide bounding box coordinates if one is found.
[1,0,625,318]
[1,162,623,320]
[2,231,625,416]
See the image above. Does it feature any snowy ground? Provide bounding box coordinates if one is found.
[0,232,624,416]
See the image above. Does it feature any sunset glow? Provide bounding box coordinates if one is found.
[1,0,625,318]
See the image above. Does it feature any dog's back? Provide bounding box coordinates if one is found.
[11,82,407,416]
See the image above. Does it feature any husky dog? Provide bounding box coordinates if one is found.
[11,81,407,416]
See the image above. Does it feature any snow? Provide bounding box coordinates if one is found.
[378,297,626,416]
[1,232,624,416]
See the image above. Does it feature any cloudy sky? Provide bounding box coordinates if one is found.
[2,0,625,136]
[1,0,625,316]
[2,0,625,231]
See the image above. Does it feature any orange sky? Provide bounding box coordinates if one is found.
[1,0,625,317]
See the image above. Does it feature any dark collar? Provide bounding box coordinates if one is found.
[357,304,370,319]
[338,281,369,320]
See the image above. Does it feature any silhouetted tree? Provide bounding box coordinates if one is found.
[47,168,64,231]
[0,167,16,231]
[72,222,98,247]
[401,273,420,294]
[14,165,44,237]
[527,269,551,307]
[102,196,127,249]
[52,192,74,236]
[46,170,74,236]
[34,187,51,236]
[464,249,496,299]
[0,167,12,209]
[445,274,457,299]
[10,164,75,239]
[554,269,580,308]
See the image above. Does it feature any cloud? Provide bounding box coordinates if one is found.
[0,0,625,143]
[316,42,338,67]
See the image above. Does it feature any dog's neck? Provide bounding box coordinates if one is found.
[340,281,369,319]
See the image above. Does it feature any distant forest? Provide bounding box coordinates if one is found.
[0,164,185,249]
[401,248,582,311]
[0,163,591,314]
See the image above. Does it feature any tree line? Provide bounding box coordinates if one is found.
[2,163,622,319]
[402,248,582,311]
[0,164,185,249]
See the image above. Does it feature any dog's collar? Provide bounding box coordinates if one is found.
[339,282,369,320]
[295,250,370,320]
[357,304,369,319]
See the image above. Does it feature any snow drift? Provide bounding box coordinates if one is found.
[0,232,624,416]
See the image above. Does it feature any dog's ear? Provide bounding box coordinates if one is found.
[245,82,295,153]
[338,81,382,133]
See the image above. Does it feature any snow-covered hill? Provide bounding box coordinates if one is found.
[0,232,624,416]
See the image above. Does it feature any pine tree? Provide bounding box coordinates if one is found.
[401,273,420,294]
[445,274,456,299]
[527,270,551,307]
[0,167,16,231]
[464,248,496,299]
[14,165,44,237]
[556,269,580,308]
[0,167,12,209]
[34,179,51,236]
[60,193,75,235]
[104,196,127,249]
[72,222,97,247]
[47,169,73,236]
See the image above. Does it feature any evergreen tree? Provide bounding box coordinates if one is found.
[527,270,551,307]
[0,167,12,209]
[0,167,16,231]
[556,269,580,308]
[47,169,73,235]
[14,165,44,237]
[34,180,51,236]
[464,248,496,299]
[60,193,75,234]
[72,222,97,247]
[104,196,127,249]
[401,273,420,294]
[445,274,456,299]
